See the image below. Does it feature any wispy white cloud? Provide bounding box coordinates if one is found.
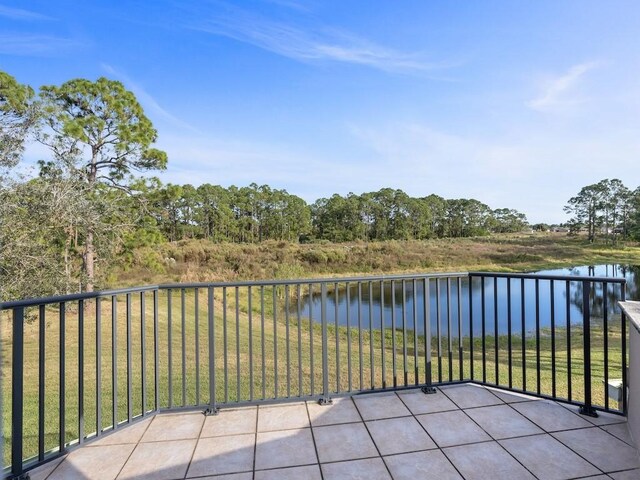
[527,61,600,112]
[101,63,200,133]
[0,33,80,56]
[0,4,52,21]
[187,5,453,75]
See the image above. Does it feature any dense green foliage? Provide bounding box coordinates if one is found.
[565,178,640,243]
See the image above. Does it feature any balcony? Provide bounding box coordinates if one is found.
[2,272,639,479]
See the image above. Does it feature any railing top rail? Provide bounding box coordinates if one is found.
[1,270,627,309]
[469,271,628,284]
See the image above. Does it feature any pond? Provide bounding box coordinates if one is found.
[296,265,639,337]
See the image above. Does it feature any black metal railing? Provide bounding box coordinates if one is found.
[0,272,628,478]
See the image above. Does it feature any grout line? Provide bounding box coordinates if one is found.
[305,400,324,480]
[252,405,260,480]
[180,411,207,480]
[113,413,157,479]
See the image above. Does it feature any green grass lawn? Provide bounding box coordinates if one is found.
[1,284,626,468]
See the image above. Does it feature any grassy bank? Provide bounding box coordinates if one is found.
[115,233,640,287]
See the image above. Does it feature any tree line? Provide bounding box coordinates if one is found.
[564,179,640,243]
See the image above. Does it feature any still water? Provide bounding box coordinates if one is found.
[298,265,639,337]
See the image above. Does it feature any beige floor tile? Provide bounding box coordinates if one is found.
[383,449,463,479]
[141,412,204,442]
[444,441,536,480]
[186,434,255,477]
[321,458,391,480]
[255,428,317,470]
[511,400,594,432]
[307,397,361,426]
[366,416,436,455]
[92,417,153,446]
[397,389,459,414]
[602,423,635,446]
[353,392,411,420]
[553,427,640,473]
[200,407,257,437]
[487,388,542,403]
[609,469,640,479]
[189,474,253,480]
[465,404,543,439]
[28,456,66,480]
[119,439,195,480]
[500,434,601,480]
[440,384,503,409]
[48,444,134,480]
[417,410,491,447]
[313,422,379,463]
[257,403,310,431]
[254,464,322,480]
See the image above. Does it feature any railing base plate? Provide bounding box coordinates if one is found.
[421,386,437,394]
[318,397,333,406]
[204,407,220,416]
[579,406,599,418]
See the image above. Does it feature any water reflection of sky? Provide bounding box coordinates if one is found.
[297,265,638,337]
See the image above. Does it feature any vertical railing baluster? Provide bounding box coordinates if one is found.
[297,284,303,397]
[481,277,486,384]
[334,282,340,393]
[535,279,541,394]
[38,304,46,460]
[369,281,375,389]
[111,296,117,429]
[566,280,571,401]
[469,275,474,380]
[413,279,419,385]
[550,281,556,398]
[273,286,278,399]
[223,287,228,403]
[494,277,498,385]
[436,279,442,383]
[126,293,132,421]
[447,278,453,383]
[96,299,102,433]
[402,279,408,386]
[153,290,159,411]
[236,286,241,402]
[521,279,526,392]
[422,278,436,394]
[621,284,627,415]
[249,286,254,401]
[286,284,291,397]
[181,289,187,407]
[380,280,385,388]
[79,299,85,443]
[346,282,352,392]
[309,284,314,396]
[205,286,218,415]
[141,292,147,413]
[60,302,67,447]
[457,277,463,382]
[579,280,596,417]
[391,280,397,387]
[507,279,512,389]
[358,283,363,390]
[195,288,200,406]
[261,286,266,399]
[12,307,25,478]
[167,289,173,408]
[320,283,331,404]
[603,282,609,411]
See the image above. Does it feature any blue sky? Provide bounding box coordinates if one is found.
[1,1,639,223]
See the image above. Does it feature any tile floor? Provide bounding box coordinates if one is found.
[28,383,640,480]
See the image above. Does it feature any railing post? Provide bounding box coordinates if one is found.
[621,283,627,415]
[579,280,598,417]
[319,283,332,405]
[11,307,26,479]
[205,286,218,415]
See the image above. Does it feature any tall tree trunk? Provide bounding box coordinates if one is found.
[84,230,95,292]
